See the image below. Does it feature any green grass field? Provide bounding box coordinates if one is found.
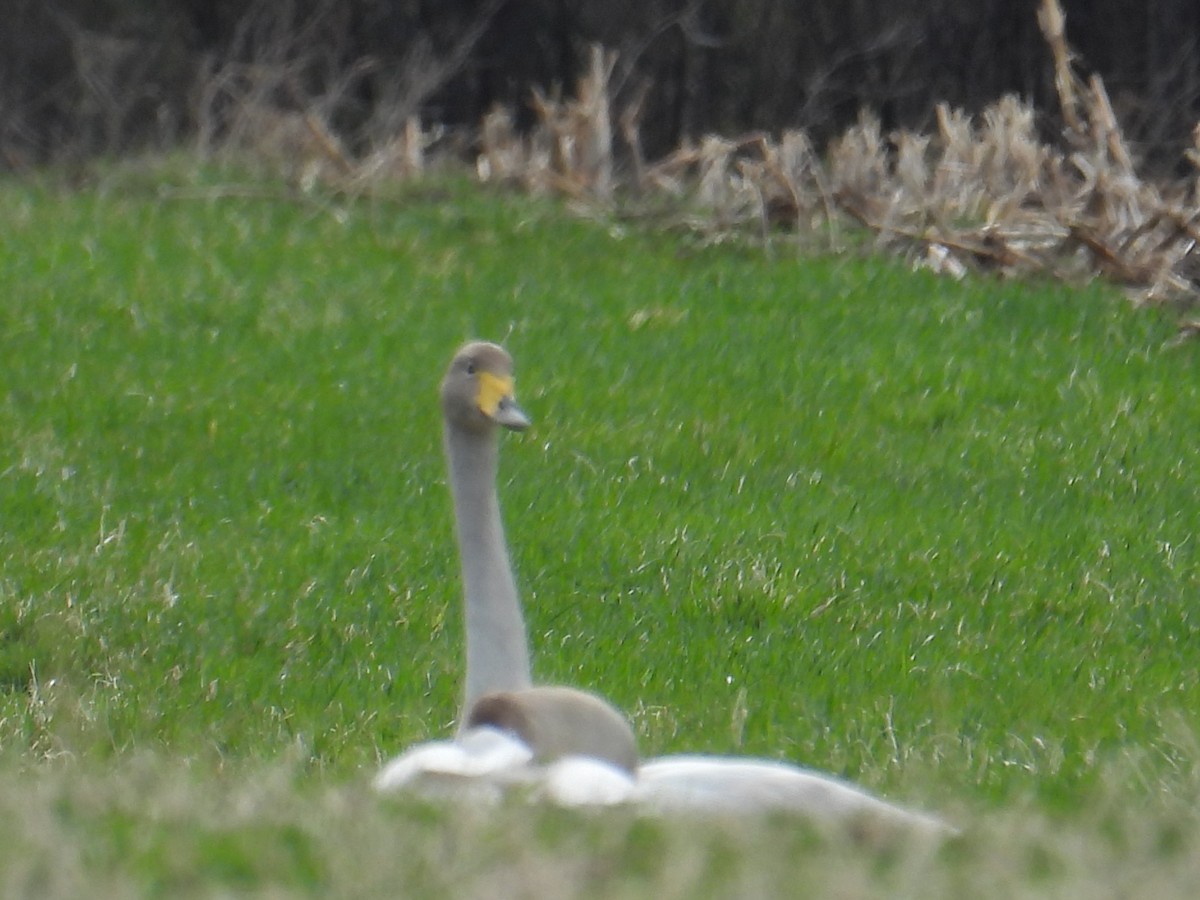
[1,168,1198,896]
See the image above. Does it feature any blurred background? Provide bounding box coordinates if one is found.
[4,0,1197,174]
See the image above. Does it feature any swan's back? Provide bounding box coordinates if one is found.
[636,755,952,836]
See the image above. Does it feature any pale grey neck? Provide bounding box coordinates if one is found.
[444,421,533,726]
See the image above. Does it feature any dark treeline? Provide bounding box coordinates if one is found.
[3,0,1199,172]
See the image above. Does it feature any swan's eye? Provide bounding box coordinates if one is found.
[465,360,476,375]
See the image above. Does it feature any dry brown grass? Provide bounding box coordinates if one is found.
[583,0,1200,313]
[192,0,1200,320]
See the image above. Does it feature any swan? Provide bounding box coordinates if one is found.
[375,341,949,836]
[374,341,640,800]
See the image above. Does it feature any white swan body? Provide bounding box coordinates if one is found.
[637,756,900,816]
[634,756,950,835]
[375,736,947,833]
[374,726,638,808]
[375,726,534,789]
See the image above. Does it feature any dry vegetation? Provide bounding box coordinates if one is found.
[489,6,1200,319]
[201,1,1200,327]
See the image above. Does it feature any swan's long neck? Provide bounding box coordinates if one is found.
[444,421,533,725]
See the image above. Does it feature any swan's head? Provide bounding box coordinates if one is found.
[441,341,531,434]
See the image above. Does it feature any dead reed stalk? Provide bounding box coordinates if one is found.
[182,0,1200,319]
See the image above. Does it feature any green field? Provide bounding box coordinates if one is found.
[1,169,1198,896]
